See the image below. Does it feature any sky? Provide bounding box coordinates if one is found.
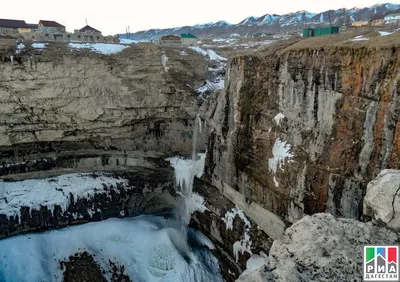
[0,0,397,35]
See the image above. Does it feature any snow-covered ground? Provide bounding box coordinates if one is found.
[32,43,48,50]
[196,79,225,94]
[201,38,275,50]
[351,35,369,41]
[0,215,223,282]
[68,43,129,54]
[0,173,129,222]
[119,38,138,44]
[15,43,25,54]
[189,46,227,61]
[378,31,394,36]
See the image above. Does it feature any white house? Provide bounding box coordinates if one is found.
[384,13,400,25]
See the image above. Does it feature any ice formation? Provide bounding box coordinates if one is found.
[223,206,253,262]
[273,113,285,125]
[268,138,294,174]
[0,216,223,282]
[0,173,129,223]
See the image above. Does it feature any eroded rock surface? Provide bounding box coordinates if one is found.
[200,39,400,230]
[237,213,399,282]
[0,42,209,175]
[363,169,400,231]
[192,178,273,282]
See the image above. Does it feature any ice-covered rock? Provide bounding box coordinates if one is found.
[237,213,399,282]
[363,170,400,231]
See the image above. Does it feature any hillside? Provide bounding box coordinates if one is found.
[123,3,400,40]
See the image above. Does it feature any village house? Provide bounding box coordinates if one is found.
[371,19,385,26]
[72,25,104,42]
[181,33,197,46]
[38,20,66,34]
[0,19,27,35]
[36,20,66,41]
[351,20,372,27]
[26,23,39,32]
[159,35,182,47]
[302,26,339,38]
[19,23,39,33]
[384,13,400,25]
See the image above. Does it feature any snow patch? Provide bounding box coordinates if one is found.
[161,54,169,72]
[68,43,129,54]
[15,43,25,54]
[178,50,188,56]
[351,35,369,41]
[196,79,225,94]
[223,205,251,230]
[246,253,268,271]
[32,43,48,50]
[274,113,285,125]
[378,31,393,36]
[189,46,227,61]
[268,139,294,174]
[119,38,138,44]
[0,173,129,223]
[273,176,279,187]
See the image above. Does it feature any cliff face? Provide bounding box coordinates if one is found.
[0,43,208,175]
[201,39,400,227]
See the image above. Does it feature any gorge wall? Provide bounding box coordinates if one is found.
[1,37,400,281]
[200,36,400,237]
[0,42,209,176]
[0,42,255,281]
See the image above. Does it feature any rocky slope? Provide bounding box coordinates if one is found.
[0,42,211,175]
[237,212,399,282]
[237,170,400,282]
[200,34,400,239]
[364,169,400,230]
[124,3,400,40]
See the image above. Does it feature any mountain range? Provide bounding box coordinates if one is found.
[122,3,400,40]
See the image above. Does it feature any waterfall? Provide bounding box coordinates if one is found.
[167,114,206,223]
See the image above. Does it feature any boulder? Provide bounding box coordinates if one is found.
[236,213,399,282]
[363,170,400,231]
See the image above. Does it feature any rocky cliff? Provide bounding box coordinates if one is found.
[0,42,209,175]
[237,212,400,282]
[200,35,400,237]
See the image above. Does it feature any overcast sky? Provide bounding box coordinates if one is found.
[1,0,396,35]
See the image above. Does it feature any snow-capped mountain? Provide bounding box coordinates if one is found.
[121,3,400,40]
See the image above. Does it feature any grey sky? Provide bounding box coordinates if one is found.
[1,0,396,35]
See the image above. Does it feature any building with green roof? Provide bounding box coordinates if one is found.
[181,33,197,46]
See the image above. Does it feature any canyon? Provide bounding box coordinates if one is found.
[0,33,399,282]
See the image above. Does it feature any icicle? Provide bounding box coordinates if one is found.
[198,115,203,134]
[166,114,208,225]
